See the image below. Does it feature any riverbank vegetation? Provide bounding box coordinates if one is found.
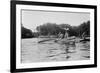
[21,21,90,39]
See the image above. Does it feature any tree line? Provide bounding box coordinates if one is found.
[21,21,90,38]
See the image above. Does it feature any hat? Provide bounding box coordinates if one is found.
[63,28,69,31]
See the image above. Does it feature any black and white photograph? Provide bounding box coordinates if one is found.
[21,10,90,63]
[11,1,97,72]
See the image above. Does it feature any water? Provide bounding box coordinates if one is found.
[21,38,90,63]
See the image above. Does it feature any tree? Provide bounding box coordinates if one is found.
[21,25,33,38]
[36,21,90,37]
[78,21,90,37]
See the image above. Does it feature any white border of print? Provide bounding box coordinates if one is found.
[16,4,94,69]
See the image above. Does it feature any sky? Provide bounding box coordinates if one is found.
[22,10,90,32]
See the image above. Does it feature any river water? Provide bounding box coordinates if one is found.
[21,38,90,63]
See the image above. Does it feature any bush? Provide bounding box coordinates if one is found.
[21,26,33,38]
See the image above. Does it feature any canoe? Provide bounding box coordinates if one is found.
[38,38,55,43]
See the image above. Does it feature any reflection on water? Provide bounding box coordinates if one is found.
[21,38,90,63]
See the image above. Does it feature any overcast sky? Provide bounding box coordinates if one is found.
[22,10,90,32]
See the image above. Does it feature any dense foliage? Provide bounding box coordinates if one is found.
[21,21,90,38]
[36,21,90,37]
[21,25,33,38]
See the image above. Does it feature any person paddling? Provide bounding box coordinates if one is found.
[58,28,69,40]
[63,28,69,39]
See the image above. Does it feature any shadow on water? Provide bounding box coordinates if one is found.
[46,41,77,60]
[80,42,90,51]
[39,38,90,61]
[21,38,90,62]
